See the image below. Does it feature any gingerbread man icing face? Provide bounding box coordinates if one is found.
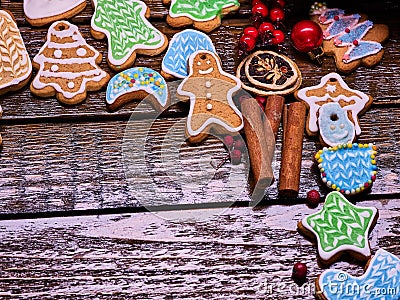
[191,52,219,77]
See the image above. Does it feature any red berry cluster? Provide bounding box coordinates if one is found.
[223,135,246,165]
[239,0,286,55]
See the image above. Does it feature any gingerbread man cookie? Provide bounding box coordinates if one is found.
[0,10,32,96]
[91,0,168,71]
[163,0,240,33]
[31,21,110,105]
[316,249,400,300]
[298,191,378,265]
[24,0,86,27]
[295,72,372,147]
[310,5,389,73]
[177,50,243,143]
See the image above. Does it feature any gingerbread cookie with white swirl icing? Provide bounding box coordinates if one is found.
[177,50,243,143]
[0,10,32,96]
[24,0,86,27]
[31,21,110,105]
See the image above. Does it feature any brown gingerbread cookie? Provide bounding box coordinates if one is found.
[295,72,373,147]
[177,50,243,143]
[31,21,110,105]
[163,0,240,33]
[0,10,32,96]
[310,5,389,73]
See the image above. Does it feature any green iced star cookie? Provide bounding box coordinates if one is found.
[299,191,378,263]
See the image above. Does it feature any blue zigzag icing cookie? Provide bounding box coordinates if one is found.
[315,143,377,195]
[162,29,216,79]
[317,249,400,300]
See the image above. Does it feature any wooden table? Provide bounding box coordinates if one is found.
[0,0,399,298]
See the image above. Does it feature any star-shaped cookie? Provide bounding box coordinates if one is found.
[295,72,372,146]
[298,191,378,265]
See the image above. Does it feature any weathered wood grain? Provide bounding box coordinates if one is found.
[0,106,399,215]
[0,202,398,299]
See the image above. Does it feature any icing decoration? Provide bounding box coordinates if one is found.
[301,191,378,262]
[106,67,168,108]
[169,0,240,22]
[0,10,32,92]
[318,103,355,146]
[91,0,166,67]
[178,50,243,138]
[24,0,85,20]
[315,143,378,195]
[162,29,216,78]
[318,249,400,300]
[316,7,385,63]
[32,21,109,100]
[323,15,360,39]
[296,72,370,136]
[318,8,345,23]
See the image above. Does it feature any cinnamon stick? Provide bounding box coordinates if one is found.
[242,98,274,190]
[279,102,306,198]
[264,95,285,140]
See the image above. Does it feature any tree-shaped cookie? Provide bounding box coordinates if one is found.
[163,0,240,32]
[310,6,389,73]
[0,10,32,96]
[298,191,378,265]
[31,21,110,105]
[177,50,243,143]
[91,0,168,71]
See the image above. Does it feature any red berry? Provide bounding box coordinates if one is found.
[364,182,369,188]
[292,262,307,280]
[371,175,376,181]
[307,189,321,207]
[334,15,339,21]
[353,39,359,46]
[258,22,275,34]
[252,0,262,5]
[230,149,242,165]
[269,7,285,22]
[239,34,257,52]
[223,135,234,148]
[345,28,350,33]
[252,3,269,18]
[271,29,285,45]
[243,26,259,39]
[256,95,267,108]
[233,139,245,151]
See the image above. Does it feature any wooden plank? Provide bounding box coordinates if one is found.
[0,201,398,298]
[0,106,399,215]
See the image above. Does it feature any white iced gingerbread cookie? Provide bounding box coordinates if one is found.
[295,72,372,146]
[177,50,243,143]
[31,21,110,105]
[0,10,32,96]
[24,0,87,27]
